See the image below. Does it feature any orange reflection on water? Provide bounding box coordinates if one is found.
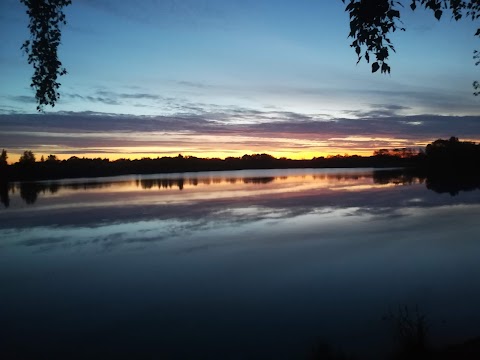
[7,169,403,210]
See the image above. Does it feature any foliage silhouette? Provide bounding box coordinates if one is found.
[0,150,8,207]
[384,305,430,360]
[2,151,416,182]
[1,138,478,204]
[4,137,480,182]
[21,0,71,111]
[19,150,36,164]
[20,1,480,110]
[424,136,480,171]
[0,149,7,167]
[46,154,59,162]
[342,0,480,88]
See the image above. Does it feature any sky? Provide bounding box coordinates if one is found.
[0,0,479,162]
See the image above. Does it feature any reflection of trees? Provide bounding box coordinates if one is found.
[66,182,109,191]
[48,183,60,193]
[0,181,10,208]
[19,182,41,204]
[312,174,369,182]
[137,176,276,189]
[373,169,480,196]
[139,178,185,190]
[373,170,424,186]
[11,169,480,207]
[426,174,480,196]
[14,181,111,205]
[243,177,275,184]
[11,175,282,206]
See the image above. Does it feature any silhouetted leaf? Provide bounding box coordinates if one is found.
[435,9,443,20]
[20,0,71,111]
[372,62,380,73]
[381,62,391,73]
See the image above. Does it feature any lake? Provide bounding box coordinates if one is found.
[1,168,480,359]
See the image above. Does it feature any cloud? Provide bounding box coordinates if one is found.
[1,110,479,158]
[95,90,165,101]
[176,81,210,89]
[62,90,183,110]
[77,0,247,29]
[361,89,480,116]
[8,95,36,104]
[266,84,480,116]
[345,104,412,118]
[64,93,121,105]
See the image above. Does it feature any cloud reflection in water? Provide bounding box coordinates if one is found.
[1,169,480,359]
[1,168,479,253]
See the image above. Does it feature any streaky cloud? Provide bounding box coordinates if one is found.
[1,110,479,158]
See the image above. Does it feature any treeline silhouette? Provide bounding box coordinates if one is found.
[423,137,480,173]
[1,149,421,182]
[0,137,479,191]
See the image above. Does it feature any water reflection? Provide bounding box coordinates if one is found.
[0,181,11,208]
[426,174,480,195]
[2,169,479,208]
[372,169,423,186]
[373,169,480,196]
[1,169,480,359]
[137,178,185,190]
[1,168,479,249]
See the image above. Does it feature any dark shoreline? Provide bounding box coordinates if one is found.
[1,154,418,182]
[3,137,479,183]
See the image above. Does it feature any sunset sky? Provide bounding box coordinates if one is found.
[1,0,479,162]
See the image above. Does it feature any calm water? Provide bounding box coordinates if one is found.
[1,168,480,359]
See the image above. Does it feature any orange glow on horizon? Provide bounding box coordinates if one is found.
[7,136,479,164]
[6,148,375,164]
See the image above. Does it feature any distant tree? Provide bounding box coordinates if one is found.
[0,149,8,166]
[424,137,480,170]
[19,150,36,164]
[373,147,421,158]
[342,0,479,90]
[46,154,59,162]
